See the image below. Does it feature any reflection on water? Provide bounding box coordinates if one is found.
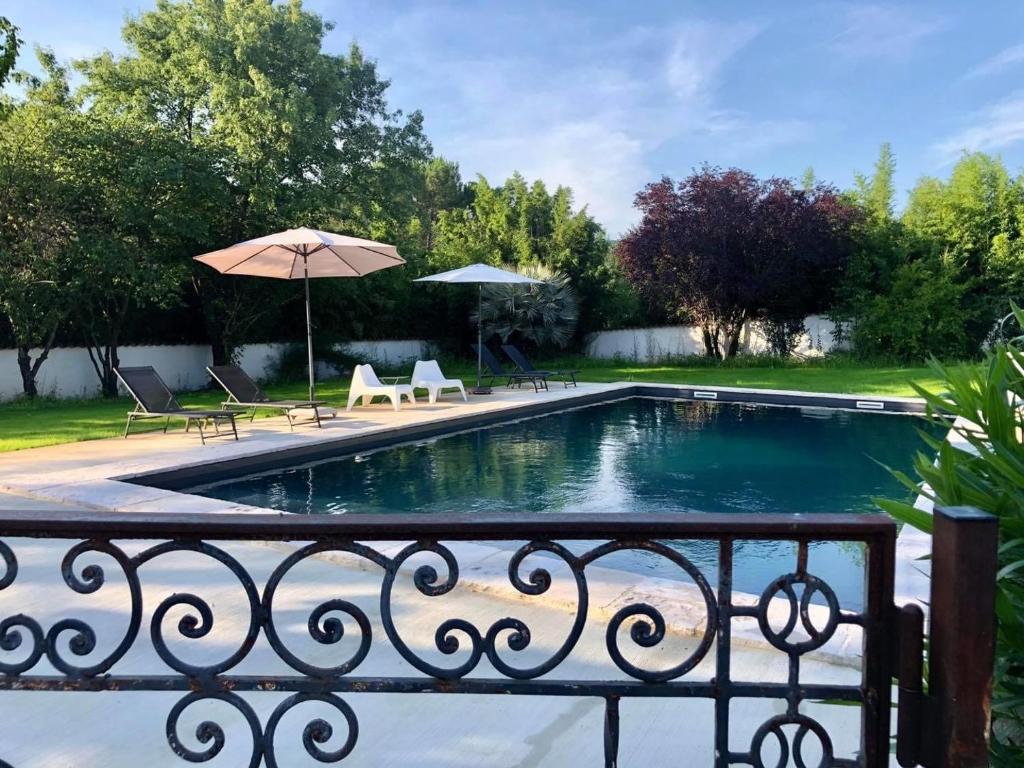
[191,398,938,608]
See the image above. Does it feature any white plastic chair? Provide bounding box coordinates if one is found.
[346,364,416,412]
[411,360,467,404]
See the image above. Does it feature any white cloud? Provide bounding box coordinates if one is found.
[665,21,762,101]
[453,122,649,232]
[827,4,947,60]
[336,8,808,235]
[964,43,1024,80]
[931,94,1024,165]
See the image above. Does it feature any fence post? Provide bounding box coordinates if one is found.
[928,505,998,767]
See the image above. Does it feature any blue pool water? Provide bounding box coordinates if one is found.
[190,398,936,605]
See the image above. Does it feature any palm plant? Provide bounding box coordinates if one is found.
[878,303,1024,763]
[473,264,579,348]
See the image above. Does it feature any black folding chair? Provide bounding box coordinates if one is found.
[501,344,578,387]
[208,365,324,430]
[472,344,549,392]
[115,366,238,444]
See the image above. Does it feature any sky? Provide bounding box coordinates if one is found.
[4,0,1024,235]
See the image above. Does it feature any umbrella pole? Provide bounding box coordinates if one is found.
[304,255,315,402]
[477,284,483,390]
[472,282,491,395]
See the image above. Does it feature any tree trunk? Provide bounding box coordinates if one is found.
[14,323,59,399]
[17,347,38,398]
[103,343,120,398]
[85,334,122,398]
[701,326,719,358]
[726,324,743,358]
[210,337,232,367]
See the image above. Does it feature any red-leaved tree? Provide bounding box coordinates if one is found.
[616,167,859,357]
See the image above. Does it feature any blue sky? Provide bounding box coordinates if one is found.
[5,0,1024,234]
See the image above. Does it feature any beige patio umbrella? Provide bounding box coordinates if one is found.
[194,228,405,401]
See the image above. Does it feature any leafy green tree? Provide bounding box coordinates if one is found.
[853,142,896,222]
[833,146,1024,361]
[850,257,972,360]
[831,144,909,351]
[903,153,1024,347]
[800,166,817,191]
[78,0,430,361]
[0,16,19,88]
[68,118,224,396]
[0,50,85,397]
[429,172,615,346]
[990,227,1024,309]
[0,102,74,396]
[411,157,467,253]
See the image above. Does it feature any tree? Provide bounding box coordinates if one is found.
[616,168,858,358]
[0,112,73,397]
[68,117,223,396]
[428,172,615,345]
[853,142,896,222]
[0,16,19,88]
[849,258,972,360]
[901,153,1024,347]
[0,50,80,397]
[78,0,430,362]
[412,157,466,252]
[832,145,906,334]
[800,166,817,191]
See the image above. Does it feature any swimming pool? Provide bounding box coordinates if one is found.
[188,398,936,604]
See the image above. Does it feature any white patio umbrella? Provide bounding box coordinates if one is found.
[414,263,541,394]
[194,228,405,400]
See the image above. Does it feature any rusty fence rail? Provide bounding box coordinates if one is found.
[0,507,996,767]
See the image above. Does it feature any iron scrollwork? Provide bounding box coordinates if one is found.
[0,515,892,767]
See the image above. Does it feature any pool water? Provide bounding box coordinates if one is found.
[190,398,937,605]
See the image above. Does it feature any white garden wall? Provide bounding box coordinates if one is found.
[0,340,431,402]
[584,315,841,362]
[0,318,842,401]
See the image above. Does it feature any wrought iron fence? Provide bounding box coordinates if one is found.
[0,508,996,767]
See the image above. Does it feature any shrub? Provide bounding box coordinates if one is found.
[474,264,579,349]
[755,318,807,357]
[849,258,973,361]
[877,304,1024,763]
[266,341,361,384]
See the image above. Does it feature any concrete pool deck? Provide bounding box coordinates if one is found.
[0,382,932,765]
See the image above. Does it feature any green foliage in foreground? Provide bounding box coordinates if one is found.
[0,359,945,453]
[877,309,1024,763]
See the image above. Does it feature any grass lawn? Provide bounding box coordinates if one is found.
[0,358,945,453]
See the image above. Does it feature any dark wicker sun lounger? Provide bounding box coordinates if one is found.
[473,344,549,392]
[501,344,578,387]
[115,366,238,444]
[207,365,325,430]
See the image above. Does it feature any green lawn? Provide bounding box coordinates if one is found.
[0,359,945,453]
